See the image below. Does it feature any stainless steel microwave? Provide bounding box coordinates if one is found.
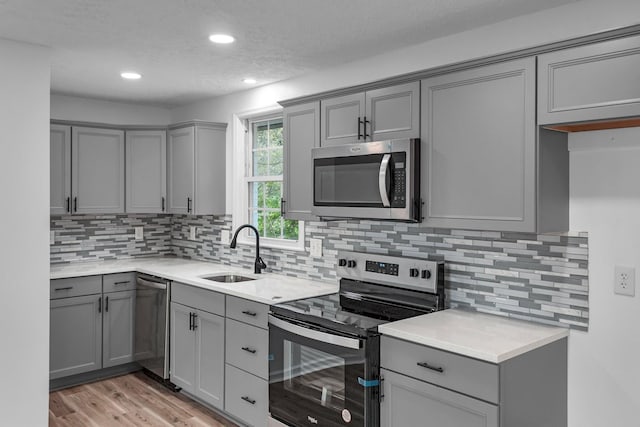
[311,138,420,222]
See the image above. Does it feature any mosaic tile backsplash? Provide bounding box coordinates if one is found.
[51,214,589,330]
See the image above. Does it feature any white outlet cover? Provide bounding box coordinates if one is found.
[221,229,230,244]
[134,227,144,240]
[310,238,323,257]
[190,226,197,241]
[614,265,635,296]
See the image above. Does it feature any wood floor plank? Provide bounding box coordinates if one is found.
[49,372,238,427]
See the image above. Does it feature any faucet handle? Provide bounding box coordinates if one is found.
[256,256,267,273]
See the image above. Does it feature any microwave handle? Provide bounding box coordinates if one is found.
[268,315,361,350]
[378,154,392,207]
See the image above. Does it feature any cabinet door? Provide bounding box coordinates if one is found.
[125,130,167,213]
[72,127,125,214]
[421,57,536,231]
[194,126,226,215]
[283,101,319,221]
[194,310,225,409]
[50,294,102,379]
[102,290,135,368]
[380,369,498,427]
[170,302,196,392]
[538,34,640,124]
[167,127,195,214]
[50,124,71,215]
[366,81,420,141]
[320,92,365,146]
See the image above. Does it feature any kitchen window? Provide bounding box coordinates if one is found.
[239,114,303,250]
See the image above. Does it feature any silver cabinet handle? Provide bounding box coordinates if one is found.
[269,315,361,350]
[378,153,392,207]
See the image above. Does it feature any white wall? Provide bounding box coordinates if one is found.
[568,128,640,426]
[0,38,51,426]
[51,94,171,125]
[170,0,640,214]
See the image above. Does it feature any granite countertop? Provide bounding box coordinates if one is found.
[378,308,569,363]
[50,257,338,305]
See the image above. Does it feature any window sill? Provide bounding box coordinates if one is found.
[236,236,306,252]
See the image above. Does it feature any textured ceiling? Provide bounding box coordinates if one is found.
[0,0,576,107]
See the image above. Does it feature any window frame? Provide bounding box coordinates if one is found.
[232,107,305,251]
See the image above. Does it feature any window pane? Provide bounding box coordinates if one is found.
[253,149,269,176]
[270,125,283,147]
[283,219,299,240]
[254,123,269,149]
[265,211,282,238]
[269,148,283,175]
[249,182,266,209]
[265,181,281,209]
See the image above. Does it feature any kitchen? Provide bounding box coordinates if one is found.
[2,0,640,426]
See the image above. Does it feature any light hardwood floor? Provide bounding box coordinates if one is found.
[49,372,238,427]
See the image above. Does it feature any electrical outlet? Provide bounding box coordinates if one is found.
[189,226,197,241]
[134,227,144,240]
[221,230,230,244]
[309,238,323,257]
[614,265,635,296]
[50,230,55,245]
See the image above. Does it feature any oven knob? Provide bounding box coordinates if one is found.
[422,269,432,279]
[347,260,357,268]
[338,258,347,267]
[410,268,419,278]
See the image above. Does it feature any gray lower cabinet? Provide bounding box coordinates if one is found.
[320,81,420,146]
[72,126,125,214]
[538,34,640,124]
[225,364,268,427]
[102,289,135,368]
[421,57,568,232]
[381,368,498,427]
[282,101,319,221]
[50,294,102,380]
[125,130,167,213]
[167,123,227,215]
[170,300,225,410]
[50,124,71,214]
[380,336,568,427]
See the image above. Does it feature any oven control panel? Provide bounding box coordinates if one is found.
[337,250,443,293]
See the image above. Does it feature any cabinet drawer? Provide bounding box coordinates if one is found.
[380,336,499,404]
[226,296,268,329]
[103,272,136,293]
[225,364,268,427]
[171,282,224,316]
[50,276,102,299]
[225,318,269,380]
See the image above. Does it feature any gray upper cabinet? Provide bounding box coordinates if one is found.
[167,123,226,215]
[365,81,420,141]
[320,82,419,146]
[72,127,125,214]
[421,58,540,232]
[125,130,167,213]
[282,101,319,221]
[50,124,71,214]
[102,289,135,369]
[538,34,640,124]
[50,294,102,380]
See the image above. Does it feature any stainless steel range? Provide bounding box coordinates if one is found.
[268,251,445,427]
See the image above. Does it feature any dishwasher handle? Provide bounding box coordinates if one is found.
[136,277,167,290]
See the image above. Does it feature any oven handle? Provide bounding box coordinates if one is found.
[268,314,361,350]
[378,154,391,208]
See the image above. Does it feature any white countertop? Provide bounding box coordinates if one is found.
[378,308,569,363]
[50,257,338,305]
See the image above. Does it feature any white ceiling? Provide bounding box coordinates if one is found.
[0,0,576,107]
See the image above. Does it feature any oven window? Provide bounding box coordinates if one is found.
[283,340,346,412]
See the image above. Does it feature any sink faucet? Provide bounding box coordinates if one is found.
[230,224,267,274]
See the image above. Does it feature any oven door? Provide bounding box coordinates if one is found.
[311,139,418,221]
[269,314,367,427]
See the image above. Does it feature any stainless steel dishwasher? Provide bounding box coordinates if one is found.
[134,274,170,380]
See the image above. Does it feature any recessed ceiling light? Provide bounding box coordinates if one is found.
[243,78,257,84]
[121,72,142,80]
[209,34,235,44]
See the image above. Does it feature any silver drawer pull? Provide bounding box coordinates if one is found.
[54,287,73,291]
[114,281,130,285]
[241,346,257,354]
[417,362,444,373]
[241,396,256,405]
[242,310,257,317]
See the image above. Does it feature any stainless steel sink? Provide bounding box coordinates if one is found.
[201,274,255,283]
